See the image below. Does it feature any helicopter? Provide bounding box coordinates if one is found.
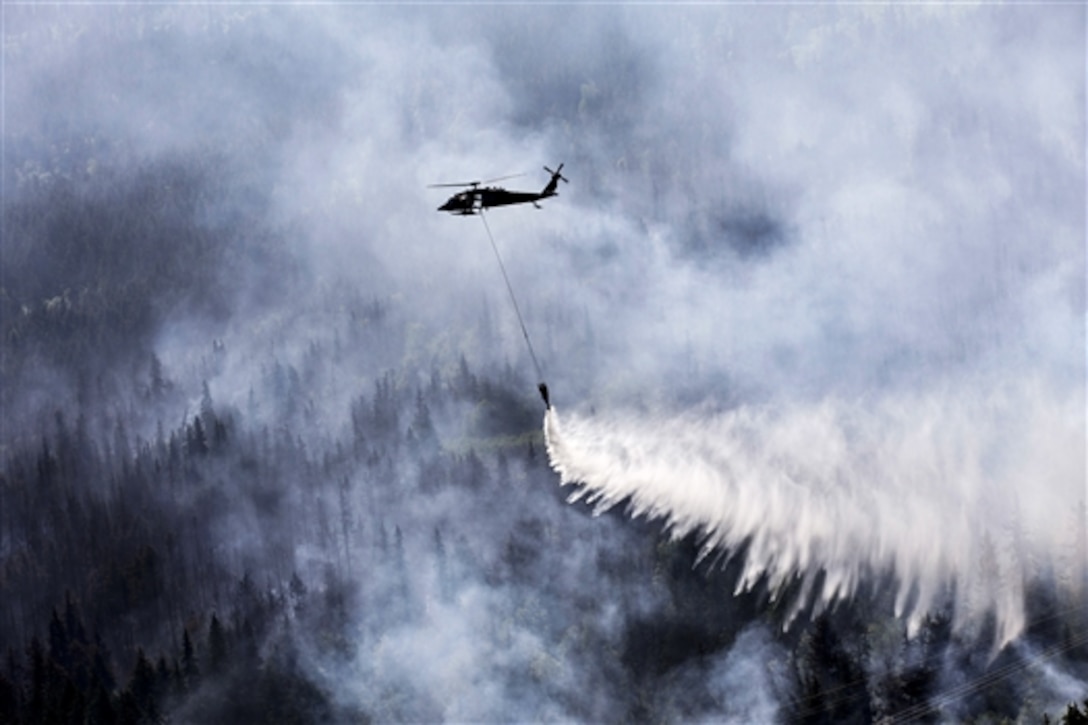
[432,164,568,215]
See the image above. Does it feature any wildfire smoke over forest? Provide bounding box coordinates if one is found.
[1,3,1085,722]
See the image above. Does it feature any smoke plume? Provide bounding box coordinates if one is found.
[4,2,1085,721]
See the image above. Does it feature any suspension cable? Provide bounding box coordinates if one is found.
[479,210,546,385]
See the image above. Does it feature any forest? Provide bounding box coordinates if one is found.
[3,5,1087,723]
[2,152,1085,723]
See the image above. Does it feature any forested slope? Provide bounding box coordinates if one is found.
[2,159,1085,724]
[3,5,1086,721]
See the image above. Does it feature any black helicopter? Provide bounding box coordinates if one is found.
[432,164,567,215]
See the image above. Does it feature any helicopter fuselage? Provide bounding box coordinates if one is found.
[438,187,552,215]
[435,164,567,215]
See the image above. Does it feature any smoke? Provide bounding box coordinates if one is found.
[536,1,1086,654]
[5,1,1085,720]
[649,624,792,723]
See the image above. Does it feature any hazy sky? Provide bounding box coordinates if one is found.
[6,4,1083,407]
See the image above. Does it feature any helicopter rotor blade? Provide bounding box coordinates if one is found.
[429,172,524,189]
[428,180,481,189]
[479,172,526,185]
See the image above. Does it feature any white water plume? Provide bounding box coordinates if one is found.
[544,378,1085,648]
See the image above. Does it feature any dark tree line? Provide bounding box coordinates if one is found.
[0,581,361,724]
[0,317,575,722]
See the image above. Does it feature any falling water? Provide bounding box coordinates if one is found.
[544,378,1085,647]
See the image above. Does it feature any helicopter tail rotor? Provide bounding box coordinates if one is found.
[544,164,568,184]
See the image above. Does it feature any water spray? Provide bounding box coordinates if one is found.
[543,380,1085,647]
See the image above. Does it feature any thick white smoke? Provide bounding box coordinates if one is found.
[545,376,1085,648]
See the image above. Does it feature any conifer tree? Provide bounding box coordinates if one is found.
[63,592,88,649]
[181,628,199,688]
[0,669,18,725]
[1061,699,1088,725]
[85,683,116,725]
[207,614,228,676]
[188,417,209,457]
[126,648,158,722]
[24,636,48,725]
[48,608,69,671]
[90,632,116,693]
